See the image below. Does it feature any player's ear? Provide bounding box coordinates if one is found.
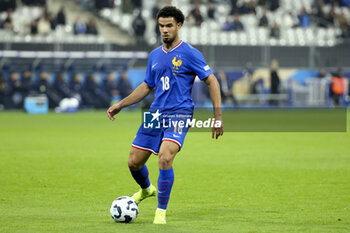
[177,22,182,30]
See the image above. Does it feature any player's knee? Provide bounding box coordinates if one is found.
[158,153,173,169]
[128,157,142,171]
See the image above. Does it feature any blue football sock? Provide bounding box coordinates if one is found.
[157,167,174,210]
[130,165,151,189]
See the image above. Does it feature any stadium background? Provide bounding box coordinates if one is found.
[1,0,350,233]
[1,0,350,110]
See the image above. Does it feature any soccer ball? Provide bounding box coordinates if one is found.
[110,196,139,223]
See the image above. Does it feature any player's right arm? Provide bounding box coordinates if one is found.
[107,82,152,121]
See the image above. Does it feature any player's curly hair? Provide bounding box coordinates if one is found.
[157,6,185,25]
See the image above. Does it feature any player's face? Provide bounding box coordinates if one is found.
[158,17,182,44]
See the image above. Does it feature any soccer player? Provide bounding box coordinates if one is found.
[107,6,223,224]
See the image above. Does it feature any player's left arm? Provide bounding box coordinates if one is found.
[204,73,224,139]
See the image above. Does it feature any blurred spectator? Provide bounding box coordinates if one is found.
[251,78,264,94]
[21,0,46,7]
[56,7,66,26]
[132,11,146,43]
[53,73,71,100]
[121,0,134,14]
[3,9,14,31]
[0,73,13,109]
[152,2,161,44]
[117,72,132,99]
[48,12,56,30]
[312,0,321,18]
[69,74,83,99]
[131,0,142,9]
[317,4,336,28]
[152,2,160,20]
[332,1,341,8]
[107,0,115,8]
[340,20,350,38]
[222,16,234,31]
[298,7,310,28]
[269,0,280,11]
[317,68,331,79]
[221,13,247,32]
[30,18,39,35]
[38,14,51,35]
[230,0,238,15]
[187,4,204,26]
[94,0,114,10]
[0,74,7,109]
[218,71,239,106]
[239,1,256,15]
[257,0,268,8]
[337,10,347,29]
[270,21,280,38]
[269,59,280,105]
[155,21,161,44]
[283,11,297,28]
[248,1,257,14]
[21,70,34,98]
[8,72,22,109]
[36,72,49,93]
[103,73,117,97]
[258,9,269,27]
[326,7,336,27]
[238,2,249,14]
[337,10,350,38]
[232,13,244,31]
[83,74,109,108]
[331,69,346,106]
[73,16,86,35]
[0,0,16,12]
[312,0,323,9]
[86,19,98,35]
[94,0,103,10]
[190,0,203,4]
[83,74,99,108]
[207,2,215,19]
[103,73,120,105]
[80,0,93,10]
[36,72,60,107]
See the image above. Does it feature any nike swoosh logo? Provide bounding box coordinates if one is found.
[173,134,180,138]
[152,63,158,69]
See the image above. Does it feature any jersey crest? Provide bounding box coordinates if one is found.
[172,55,182,70]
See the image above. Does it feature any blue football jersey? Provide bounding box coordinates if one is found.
[144,40,212,113]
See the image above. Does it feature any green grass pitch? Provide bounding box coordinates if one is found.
[0,110,349,233]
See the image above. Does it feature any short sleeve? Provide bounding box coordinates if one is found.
[144,55,155,88]
[190,48,212,80]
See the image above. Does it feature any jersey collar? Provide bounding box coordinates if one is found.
[161,40,184,54]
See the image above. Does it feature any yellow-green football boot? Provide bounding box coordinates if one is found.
[153,208,166,224]
[130,185,156,204]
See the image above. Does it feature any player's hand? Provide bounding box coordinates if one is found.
[107,103,122,121]
[212,117,224,139]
